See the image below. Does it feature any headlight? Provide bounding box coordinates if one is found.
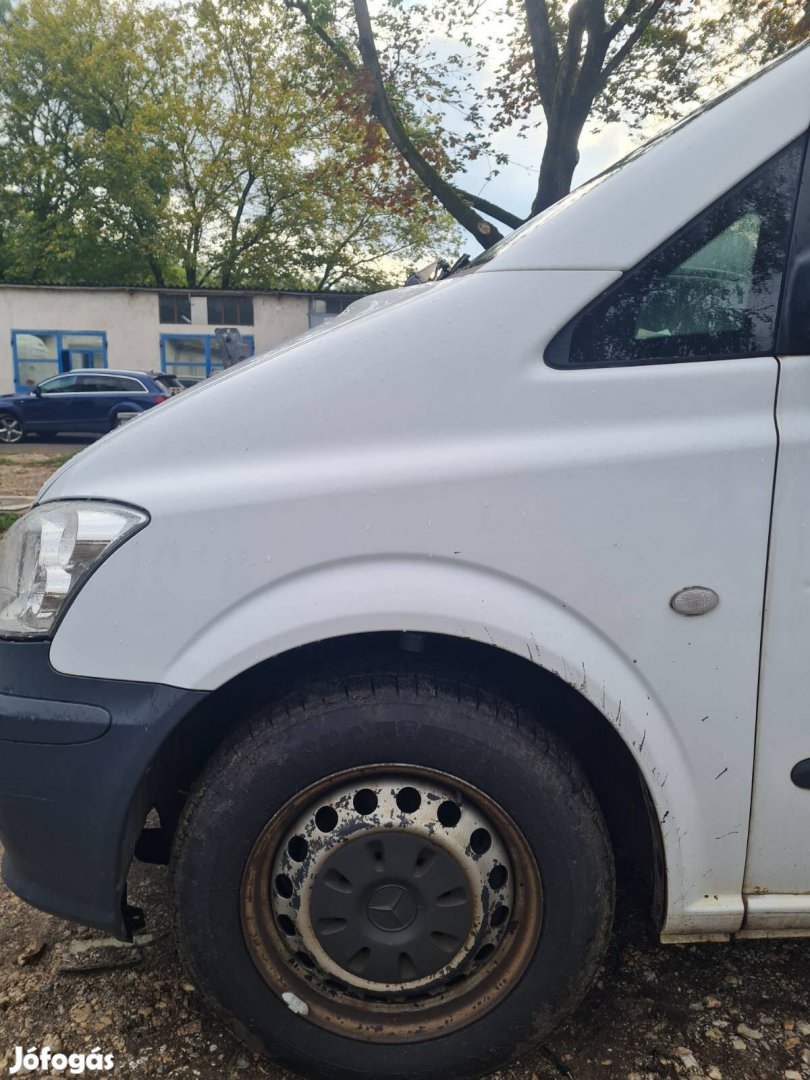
[0,501,147,638]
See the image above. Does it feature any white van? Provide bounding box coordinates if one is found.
[2,42,810,1080]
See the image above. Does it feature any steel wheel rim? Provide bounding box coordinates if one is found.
[241,764,542,1042]
[0,417,22,443]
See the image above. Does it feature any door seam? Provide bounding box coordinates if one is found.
[741,355,782,914]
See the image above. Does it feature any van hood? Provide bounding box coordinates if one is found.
[35,274,456,504]
[341,279,441,318]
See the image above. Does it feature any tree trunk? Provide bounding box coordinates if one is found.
[148,257,165,288]
[532,121,583,215]
[530,0,601,219]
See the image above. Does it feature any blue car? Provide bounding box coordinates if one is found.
[0,370,170,443]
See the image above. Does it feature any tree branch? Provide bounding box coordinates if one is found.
[350,0,503,247]
[454,188,524,229]
[286,0,503,247]
[573,0,609,111]
[605,0,647,42]
[550,0,589,119]
[600,0,667,86]
[522,0,560,117]
[283,0,358,75]
[221,170,257,288]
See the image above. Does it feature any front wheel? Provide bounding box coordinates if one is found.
[171,674,614,1080]
[0,413,24,444]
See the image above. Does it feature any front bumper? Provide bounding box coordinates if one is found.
[0,639,206,938]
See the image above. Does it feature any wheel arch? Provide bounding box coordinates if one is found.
[107,400,145,425]
[140,630,667,932]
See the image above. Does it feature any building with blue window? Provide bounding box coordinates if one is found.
[0,285,363,394]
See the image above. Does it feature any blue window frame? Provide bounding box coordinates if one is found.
[11,330,108,393]
[160,332,255,379]
[308,297,352,328]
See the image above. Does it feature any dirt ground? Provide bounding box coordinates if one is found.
[1,858,809,1080]
[0,448,80,502]
[2,449,810,1080]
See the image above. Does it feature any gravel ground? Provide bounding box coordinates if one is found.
[1,856,809,1080]
[0,450,79,502]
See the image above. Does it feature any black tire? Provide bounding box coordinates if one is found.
[171,673,614,1080]
[0,412,25,444]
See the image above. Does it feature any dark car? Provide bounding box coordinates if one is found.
[0,370,170,443]
[147,371,203,394]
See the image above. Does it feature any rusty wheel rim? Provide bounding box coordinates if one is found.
[241,764,542,1041]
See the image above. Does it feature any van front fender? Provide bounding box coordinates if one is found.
[159,555,726,938]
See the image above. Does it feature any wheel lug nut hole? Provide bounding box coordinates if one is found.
[287,835,308,862]
[437,800,461,827]
[274,873,293,898]
[353,788,378,815]
[315,805,338,832]
[488,864,508,889]
[470,827,492,855]
[395,786,421,813]
[278,914,296,936]
[475,942,496,963]
[491,904,509,927]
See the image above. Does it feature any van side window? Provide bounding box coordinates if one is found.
[552,138,805,367]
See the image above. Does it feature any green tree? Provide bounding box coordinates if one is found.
[0,0,456,289]
[288,0,810,248]
[0,0,178,283]
[159,0,450,290]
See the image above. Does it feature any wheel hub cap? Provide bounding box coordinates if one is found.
[310,831,473,982]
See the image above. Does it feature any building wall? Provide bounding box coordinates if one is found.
[0,286,330,395]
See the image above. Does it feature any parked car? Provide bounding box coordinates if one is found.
[147,371,185,395]
[0,369,169,443]
[3,43,810,1080]
[148,371,202,393]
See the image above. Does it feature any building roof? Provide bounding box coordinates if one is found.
[0,282,367,299]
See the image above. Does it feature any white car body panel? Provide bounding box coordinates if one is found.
[38,45,810,939]
[746,355,810,903]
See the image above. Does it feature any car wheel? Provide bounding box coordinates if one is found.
[171,673,614,1080]
[0,413,24,444]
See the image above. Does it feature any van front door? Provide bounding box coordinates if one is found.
[744,159,810,925]
[546,136,806,935]
[744,354,810,928]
